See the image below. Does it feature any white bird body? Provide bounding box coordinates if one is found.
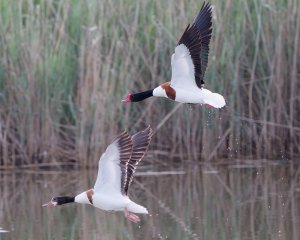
[153,84,225,108]
[44,127,153,222]
[175,88,225,107]
[93,192,130,212]
[93,192,129,211]
[74,188,147,214]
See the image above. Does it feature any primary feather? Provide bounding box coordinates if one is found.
[176,2,212,88]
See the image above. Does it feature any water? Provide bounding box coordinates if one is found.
[0,162,299,240]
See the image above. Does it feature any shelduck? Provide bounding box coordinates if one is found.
[43,126,153,223]
[122,2,225,108]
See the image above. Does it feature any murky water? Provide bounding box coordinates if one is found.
[0,162,300,240]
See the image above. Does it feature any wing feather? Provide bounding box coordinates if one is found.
[94,131,132,193]
[122,126,153,195]
[171,2,213,88]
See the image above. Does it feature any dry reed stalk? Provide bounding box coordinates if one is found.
[0,0,299,167]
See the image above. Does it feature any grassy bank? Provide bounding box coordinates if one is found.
[0,0,299,167]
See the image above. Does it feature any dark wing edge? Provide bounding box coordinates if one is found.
[178,2,213,88]
[122,126,153,195]
[114,131,133,195]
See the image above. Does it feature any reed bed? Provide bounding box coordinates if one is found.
[0,0,299,167]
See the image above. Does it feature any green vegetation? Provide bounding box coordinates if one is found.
[0,0,299,167]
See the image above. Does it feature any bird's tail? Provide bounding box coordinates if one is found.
[202,88,226,108]
[127,202,148,214]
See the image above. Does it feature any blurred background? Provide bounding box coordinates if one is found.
[0,0,299,239]
[0,0,299,167]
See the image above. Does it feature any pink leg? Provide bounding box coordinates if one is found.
[124,208,140,223]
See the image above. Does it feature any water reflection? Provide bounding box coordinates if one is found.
[0,162,299,240]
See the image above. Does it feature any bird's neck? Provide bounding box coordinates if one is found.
[56,196,75,205]
[153,86,168,98]
[131,89,153,102]
[75,189,94,205]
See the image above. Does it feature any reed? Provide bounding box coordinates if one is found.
[0,0,299,167]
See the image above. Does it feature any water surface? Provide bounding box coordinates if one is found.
[0,162,299,240]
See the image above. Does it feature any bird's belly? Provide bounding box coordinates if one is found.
[174,88,204,104]
[92,193,130,212]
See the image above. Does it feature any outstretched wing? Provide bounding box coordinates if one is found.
[94,131,132,193]
[171,2,213,89]
[122,126,153,195]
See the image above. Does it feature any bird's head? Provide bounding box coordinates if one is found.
[42,196,74,208]
[122,93,132,103]
[42,197,58,208]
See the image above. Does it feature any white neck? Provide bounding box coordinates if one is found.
[74,191,91,205]
[153,86,167,98]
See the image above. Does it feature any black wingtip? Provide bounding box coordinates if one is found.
[122,126,153,196]
[177,2,213,88]
[193,2,213,28]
